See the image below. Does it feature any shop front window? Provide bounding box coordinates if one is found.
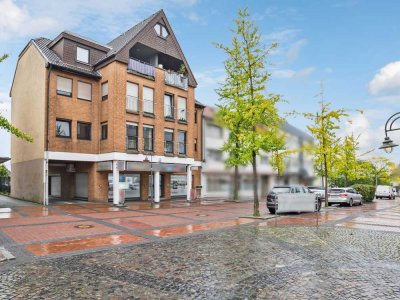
[108,174,141,200]
[171,175,187,197]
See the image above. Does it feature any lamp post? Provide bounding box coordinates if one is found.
[143,154,153,202]
[379,112,400,153]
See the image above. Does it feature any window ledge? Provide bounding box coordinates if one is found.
[178,154,187,158]
[164,153,174,157]
[143,151,155,155]
[126,110,140,115]
[127,149,139,154]
[178,120,188,125]
[143,112,155,118]
[165,117,175,122]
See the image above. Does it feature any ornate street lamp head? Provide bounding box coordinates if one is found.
[379,136,398,154]
[143,155,150,163]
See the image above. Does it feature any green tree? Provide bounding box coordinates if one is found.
[304,101,348,206]
[216,7,284,216]
[0,165,10,177]
[333,133,360,186]
[0,54,33,142]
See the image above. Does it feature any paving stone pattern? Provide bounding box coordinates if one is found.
[2,225,400,299]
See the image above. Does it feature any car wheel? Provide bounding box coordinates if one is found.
[268,208,276,214]
[349,199,353,207]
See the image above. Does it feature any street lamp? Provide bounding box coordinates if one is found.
[379,112,400,153]
[143,154,153,202]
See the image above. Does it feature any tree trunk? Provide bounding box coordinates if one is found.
[233,165,239,201]
[252,150,260,216]
[324,153,329,207]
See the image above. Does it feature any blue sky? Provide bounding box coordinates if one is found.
[1,0,400,163]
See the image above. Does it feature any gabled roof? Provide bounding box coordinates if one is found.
[33,38,101,78]
[104,11,160,61]
[48,31,111,52]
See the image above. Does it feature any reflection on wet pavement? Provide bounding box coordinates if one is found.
[0,198,399,257]
[142,219,255,237]
[26,233,146,256]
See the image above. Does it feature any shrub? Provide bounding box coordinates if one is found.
[352,184,376,202]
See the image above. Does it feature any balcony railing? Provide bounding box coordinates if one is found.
[165,141,174,154]
[143,99,154,114]
[126,95,139,113]
[128,58,155,77]
[165,70,188,90]
[164,103,174,119]
[126,136,138,150]
[178,108,187,122]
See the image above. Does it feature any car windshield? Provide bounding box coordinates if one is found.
[271,187,291,194]
[330,189,345,193]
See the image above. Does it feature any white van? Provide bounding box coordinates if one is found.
[375,185,395,200]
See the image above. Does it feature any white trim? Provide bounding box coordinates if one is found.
[45,151,202,166]
[143,124,154,129]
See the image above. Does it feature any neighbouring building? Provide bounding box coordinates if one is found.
[10,10,204,205]
[201,106,315,199]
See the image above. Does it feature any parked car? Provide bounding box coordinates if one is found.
[266,185,321,214]
[328,187,363,206]
[308,186,326,200]
[375,185,395,199]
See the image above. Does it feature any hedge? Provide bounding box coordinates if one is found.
[352,184,376,202]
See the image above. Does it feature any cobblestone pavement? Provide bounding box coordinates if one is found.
[1,196,400,298]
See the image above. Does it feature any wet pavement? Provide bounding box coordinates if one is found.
[1,195,400,298]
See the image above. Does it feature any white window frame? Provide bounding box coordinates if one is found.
[76,46,89,64]
[126,82,139,112]
[178,97,187,121]
[102,82,108,100]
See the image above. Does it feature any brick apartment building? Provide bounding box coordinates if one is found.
[10,10,204,205]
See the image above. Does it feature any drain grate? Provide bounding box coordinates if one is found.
[74,224,94,229]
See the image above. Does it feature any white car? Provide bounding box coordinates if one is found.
[328,188,363,207]
[308,186,326,200]
[375,185,395,200]
[266,185,321,214]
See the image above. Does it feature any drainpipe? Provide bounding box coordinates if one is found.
[44,64,53,206]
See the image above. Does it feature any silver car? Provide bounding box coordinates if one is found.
[328,187,363,207]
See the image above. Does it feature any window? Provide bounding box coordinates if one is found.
[126,82,139,112]
[102,82,108,100]
[164,94,174,119]
[208,123,223,138]
[165,129,174,154]
[194,111,197,123]
[194,138,197,152]
[178,131,186,155]
[143,125,154,152]
[57,76,72,97]
[206,149,223,161]
[143,87,154,114]
[56,119,71,138]
[126,123,138,150]
[77,46,89,64]
[154,23,168,38]
[77,122,91,140]
[101,122,108,140]
[260,156,269,165]
[178,97,187,121]
[77,81,92,101]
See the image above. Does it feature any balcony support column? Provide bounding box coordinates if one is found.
[112,160,120,205]
[187,165,192,201]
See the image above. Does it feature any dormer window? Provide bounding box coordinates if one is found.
[154,23,168,39]
[76,46,89,64]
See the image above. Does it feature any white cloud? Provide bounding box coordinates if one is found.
[368,61,400,96]
[0,0,59,40]
[264,29,300,43]
[184,12,206,25]
[273,67,315,79]
[195,68,225,88]
[0,0,200,41]
[286,38,307,62]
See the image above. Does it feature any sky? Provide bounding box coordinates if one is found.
[1,0,400,166]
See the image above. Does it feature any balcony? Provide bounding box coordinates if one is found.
[128,58,155,78]
[126,96,139,113]
[165,70,188,90]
